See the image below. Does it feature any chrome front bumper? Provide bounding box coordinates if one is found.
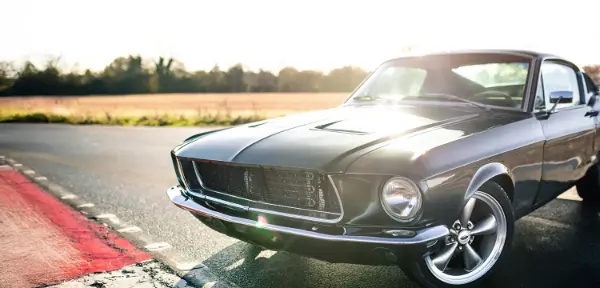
[167,185,449,245]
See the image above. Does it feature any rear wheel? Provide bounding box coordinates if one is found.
[575,164,600,203]
[403,182,514,288]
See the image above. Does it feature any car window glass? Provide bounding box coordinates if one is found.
[348,53,532,109]
[452,63,528,87]
[540,62,580,110]
[451,62,528,108]
[369,67,427,97]
[534,75,545,110]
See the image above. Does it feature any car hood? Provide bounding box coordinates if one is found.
[174,104,494,172]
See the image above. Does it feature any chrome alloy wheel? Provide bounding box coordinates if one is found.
[424,191,507,285]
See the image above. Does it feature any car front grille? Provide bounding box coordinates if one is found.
[176,158,342,219]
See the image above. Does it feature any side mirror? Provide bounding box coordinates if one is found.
[549,90,574,104]
[547,90,574,114]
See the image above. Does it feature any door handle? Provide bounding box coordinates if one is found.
[585,110,599,117]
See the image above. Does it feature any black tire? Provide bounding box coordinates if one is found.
[575,164,600,203]
[402,181,515,288]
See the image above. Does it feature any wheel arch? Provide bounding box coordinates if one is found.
[465,162,515,203]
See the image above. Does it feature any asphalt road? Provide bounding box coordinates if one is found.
[1,123,600,288]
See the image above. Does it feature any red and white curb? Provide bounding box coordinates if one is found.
[0,156,235,288]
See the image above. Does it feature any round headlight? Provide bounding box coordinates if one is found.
[380,177,422,222]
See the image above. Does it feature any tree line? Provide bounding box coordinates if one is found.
[0,56,369,96]
[1,55,600,97]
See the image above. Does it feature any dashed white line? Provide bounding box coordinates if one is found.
[77,203,95,208]
[95,213,117,218]
[34,176,48,181]
[94,213,121,224]
[60,194,78,200]
[557,188,582,201]
[0,155,5,159]
[117,226,142,233]
[23,170,35,174]
[175,262,201,271]
[13,163,22,167]
[144,242,172,251]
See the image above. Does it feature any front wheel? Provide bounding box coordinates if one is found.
[403,182,514,288]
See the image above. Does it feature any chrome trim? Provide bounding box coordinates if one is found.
[167,185,450,245]
[188,161,344,223]
[203,194,248,211]
[187,189,340,216]
[184,187,342,224]
[176,159,192,192]
[192,160,203,188]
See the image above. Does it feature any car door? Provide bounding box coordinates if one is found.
[533,60,597,207]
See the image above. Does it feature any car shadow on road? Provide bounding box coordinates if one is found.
[482,198,600,288]
[176,198,600,288]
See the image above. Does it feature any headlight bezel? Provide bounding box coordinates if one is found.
[379,176,423,223]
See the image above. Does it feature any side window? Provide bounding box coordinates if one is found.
[534,75,545,109]
[540,62,581,110]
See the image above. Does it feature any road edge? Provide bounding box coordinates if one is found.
[0,156,238,288]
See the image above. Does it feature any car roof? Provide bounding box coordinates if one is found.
[390,49,561,61]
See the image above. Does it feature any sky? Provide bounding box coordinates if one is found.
[2,0,600,73]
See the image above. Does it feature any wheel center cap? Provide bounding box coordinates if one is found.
[457,230,471,245]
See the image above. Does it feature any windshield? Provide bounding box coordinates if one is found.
[348,53,532,109]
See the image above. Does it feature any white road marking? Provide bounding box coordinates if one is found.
[23,170,35,174]
[60,194,78,199]
[95,213,117,218]
[557,187,582,201]
[117,226,142,233]
[34,176,48,181]
[13,163,22,167]
[94,213,121,224]
[144,242,172,251]
[7,159,15,163]
[175,262,201,271]
[0,155,4,159]
[77,203,95,208]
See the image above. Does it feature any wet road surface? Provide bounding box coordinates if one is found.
[1,123,600,288]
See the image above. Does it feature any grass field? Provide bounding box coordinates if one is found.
[0,93,350,126]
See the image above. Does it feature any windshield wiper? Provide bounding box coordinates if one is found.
[416,93,492,112]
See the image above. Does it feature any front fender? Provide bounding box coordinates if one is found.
[421,161,516,227]
[464,162,514,201]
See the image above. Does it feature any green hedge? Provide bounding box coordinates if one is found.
[0,111,266,127]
